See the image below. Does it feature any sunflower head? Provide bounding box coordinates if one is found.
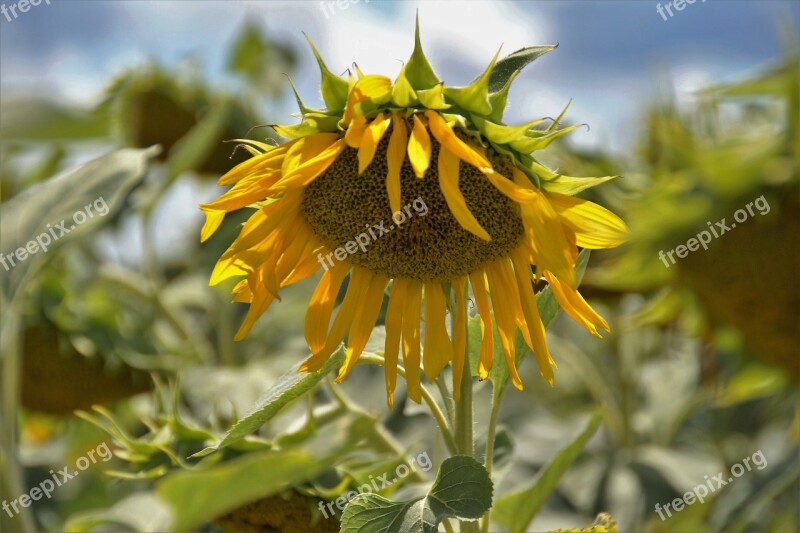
[200,18,628,406]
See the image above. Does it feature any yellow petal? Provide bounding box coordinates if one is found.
[337,273,389,382]
[549,193,628,249]
[407,115,431,178]
[451,276,468,402]
[281,133,340,177]
[425,110,492,172]
[299,268,372,372]
[358,113,391,174]
[401,281,423,403]
[544,271,609,338]
[438,148,491,241]
[345,114,368,148]
[234,269,276,341]
[272,138,345,193]
[304,260,349,352]
[511,168,577,288]
[342,75,392,125]
[200,209,226,243]
[383,279,407,408]
[468,271,494,379]
[511,249,555,384]
[422,282,453,382]
[485,260,523,390]
[386,114,407,214]
[217,143,290,186]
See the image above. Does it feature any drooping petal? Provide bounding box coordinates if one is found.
[438,147,491,241]
[345,114,368,148]
[383,279,407,408]
[549,193,628,249]
[299,267,372,372]
[511,248,555,384]
[485,260,524,390]
[425,110,492,172]
[422,282,454,382]
[337,273,389,382]
[544,271,610,338]
[234,268,276,341]
[511,168,577,287]
[401,280,423,403]
[468,270,494,379]
[386,114,408,214]
[407,114,431,178]
[358,113,391,174]
[304,260,351,353]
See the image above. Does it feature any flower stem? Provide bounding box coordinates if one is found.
[480,386,504,533]
[452,308,478,533]
[454,363,474,457]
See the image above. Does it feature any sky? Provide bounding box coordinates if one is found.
[1,0,797,154]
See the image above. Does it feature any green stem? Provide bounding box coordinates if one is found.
[454,363,474,457]
[0,303,36,532]
[451,306,478,533]
[480,386,505,533]
[357,354,457,456]
[435,374,455,427]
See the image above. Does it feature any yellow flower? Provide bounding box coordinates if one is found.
[200,19,628,407]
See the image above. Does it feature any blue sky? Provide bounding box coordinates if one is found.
[1,0,797,152]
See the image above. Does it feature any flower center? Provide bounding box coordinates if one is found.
[300,131,524,281]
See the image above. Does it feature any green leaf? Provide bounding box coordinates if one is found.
[472,115,549,145]
[404,13,441,90]
[66,418,371,532]
[487,70,519,122]
[340,455,493,532]
[531,159,619,195]
[194,349,346,456]
[165,100,231,181]
[487,45,557,93]
[392,65,419,108]
[492,412,602,533]
[0,147,155,303]
[443,47,501,116]
[305,33,350,111]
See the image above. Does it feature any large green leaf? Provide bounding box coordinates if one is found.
[487,45,557,93]
[0,147,156,302]
[492,412,602,533]
[66,416,373,532]
[340,455,493,533]
[195,349,346,456]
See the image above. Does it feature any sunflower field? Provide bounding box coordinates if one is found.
[0,2,797,533]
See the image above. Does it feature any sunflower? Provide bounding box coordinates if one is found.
[200,19,628,407]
